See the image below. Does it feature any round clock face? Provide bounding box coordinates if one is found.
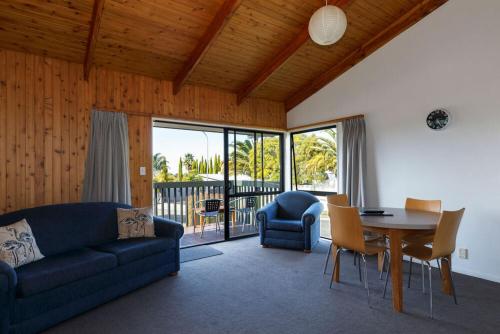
[427,109,449,130]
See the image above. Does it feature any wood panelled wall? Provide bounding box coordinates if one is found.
[0,49,285,214]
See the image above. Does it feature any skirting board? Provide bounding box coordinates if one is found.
[402,255,500,284]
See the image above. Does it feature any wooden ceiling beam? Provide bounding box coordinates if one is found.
[173,0,242,95]
[285,0,448,111]
[84,0,105,80]
[236,0,353,105]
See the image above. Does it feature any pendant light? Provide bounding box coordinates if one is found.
[308,1,347,46]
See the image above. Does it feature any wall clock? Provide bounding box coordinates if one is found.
[426,109,450,130]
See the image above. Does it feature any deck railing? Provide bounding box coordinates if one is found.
[153,180,281,227]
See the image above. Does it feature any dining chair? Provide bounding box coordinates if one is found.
[403,198,442,290]
[323,194,349,274]
[324,194,386,275]
[237,196,257,232]
[328,204,388,305]
[195,199,222,238]
[397,208,465,318]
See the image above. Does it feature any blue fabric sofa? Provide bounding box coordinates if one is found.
[0,202,183,334]
[256,191,323,252]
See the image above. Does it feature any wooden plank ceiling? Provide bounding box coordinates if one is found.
[0,0,447,111]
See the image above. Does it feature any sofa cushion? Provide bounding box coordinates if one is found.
[117,207,155,239]
[15,248,117,297]
[12,251,176,325]
[0,219,44,268]
[93,238,175,265]
[267,219,303,232]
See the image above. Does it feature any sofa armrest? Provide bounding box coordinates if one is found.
[1,260,16,332]
[256,202,279,227]
[301,202,324,227]
[154,216,184,240]
[0,260,16,294]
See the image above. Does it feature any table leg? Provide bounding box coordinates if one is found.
[200,216,204,233]
[441,255,453,295]
[332,244,340,283]
[378,252,385,272]
[389,230,403,312]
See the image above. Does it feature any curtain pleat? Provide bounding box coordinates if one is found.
[339,118,366,207]
[82,110,131,204]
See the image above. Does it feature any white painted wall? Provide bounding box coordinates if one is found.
[287,0,500,282]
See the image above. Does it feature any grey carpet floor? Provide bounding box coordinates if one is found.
[180,245,223,263]
[45,237,500,334]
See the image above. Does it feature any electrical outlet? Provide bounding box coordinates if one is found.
[458,248,468,259]
[139,166,146,176]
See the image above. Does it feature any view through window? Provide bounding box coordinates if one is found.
[291,126,337,239]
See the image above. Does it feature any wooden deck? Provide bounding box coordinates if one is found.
[180,221,258,248]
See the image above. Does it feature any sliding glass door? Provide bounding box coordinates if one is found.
[152,121,284,247]
[224,129,284,239]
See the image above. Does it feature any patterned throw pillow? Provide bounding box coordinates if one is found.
[0,219,44,268]
[117,207,156,239]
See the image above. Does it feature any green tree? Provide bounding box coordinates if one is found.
[177,157,183,181]
[183,153,195,171]
[153,153,167,175]
[153,153,171,182]
[208,157,214,174]
[192,159,199,174]
[292,129,337,186]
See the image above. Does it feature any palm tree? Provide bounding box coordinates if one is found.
[183,153,195,171]
[235,138,253,176]
[312,128,337,175]
[153,153,167,174]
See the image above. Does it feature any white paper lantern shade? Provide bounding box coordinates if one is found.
[308,5,347,46]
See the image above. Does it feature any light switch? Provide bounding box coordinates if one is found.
[139,166,146,176]
[458,248,468,260]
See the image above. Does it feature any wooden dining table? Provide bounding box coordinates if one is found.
[331,207,453,312]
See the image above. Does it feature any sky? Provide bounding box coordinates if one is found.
[153,127,224,169]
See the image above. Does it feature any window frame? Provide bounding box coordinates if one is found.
[289,124,338,196]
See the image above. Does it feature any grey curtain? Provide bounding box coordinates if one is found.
[82,110,131,204]
[339,118,367,207]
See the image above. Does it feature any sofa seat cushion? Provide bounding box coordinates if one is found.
[93,238,175,265]
[267,219,303,232]
[15,248,117,297]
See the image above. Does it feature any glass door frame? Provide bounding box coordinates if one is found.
[223,128,285,240]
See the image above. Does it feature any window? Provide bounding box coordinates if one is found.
[290,125,338,238]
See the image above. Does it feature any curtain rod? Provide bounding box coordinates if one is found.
[287,114,364,132]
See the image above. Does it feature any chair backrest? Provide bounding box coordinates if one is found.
[405,198,441,213]
[326,194,348,237]
[275,191,319,220]
[204,199,221,213]
[328,204,365,253]
[245,196,257,208]
[326,194,349,206]
[432,208,465,259]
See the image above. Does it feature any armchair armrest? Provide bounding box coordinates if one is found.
[301,202,324,227]
[0,260,16,294]
[256,202,279,226]
[153,216,184,240]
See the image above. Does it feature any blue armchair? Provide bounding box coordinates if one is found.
[256,191,323,252]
